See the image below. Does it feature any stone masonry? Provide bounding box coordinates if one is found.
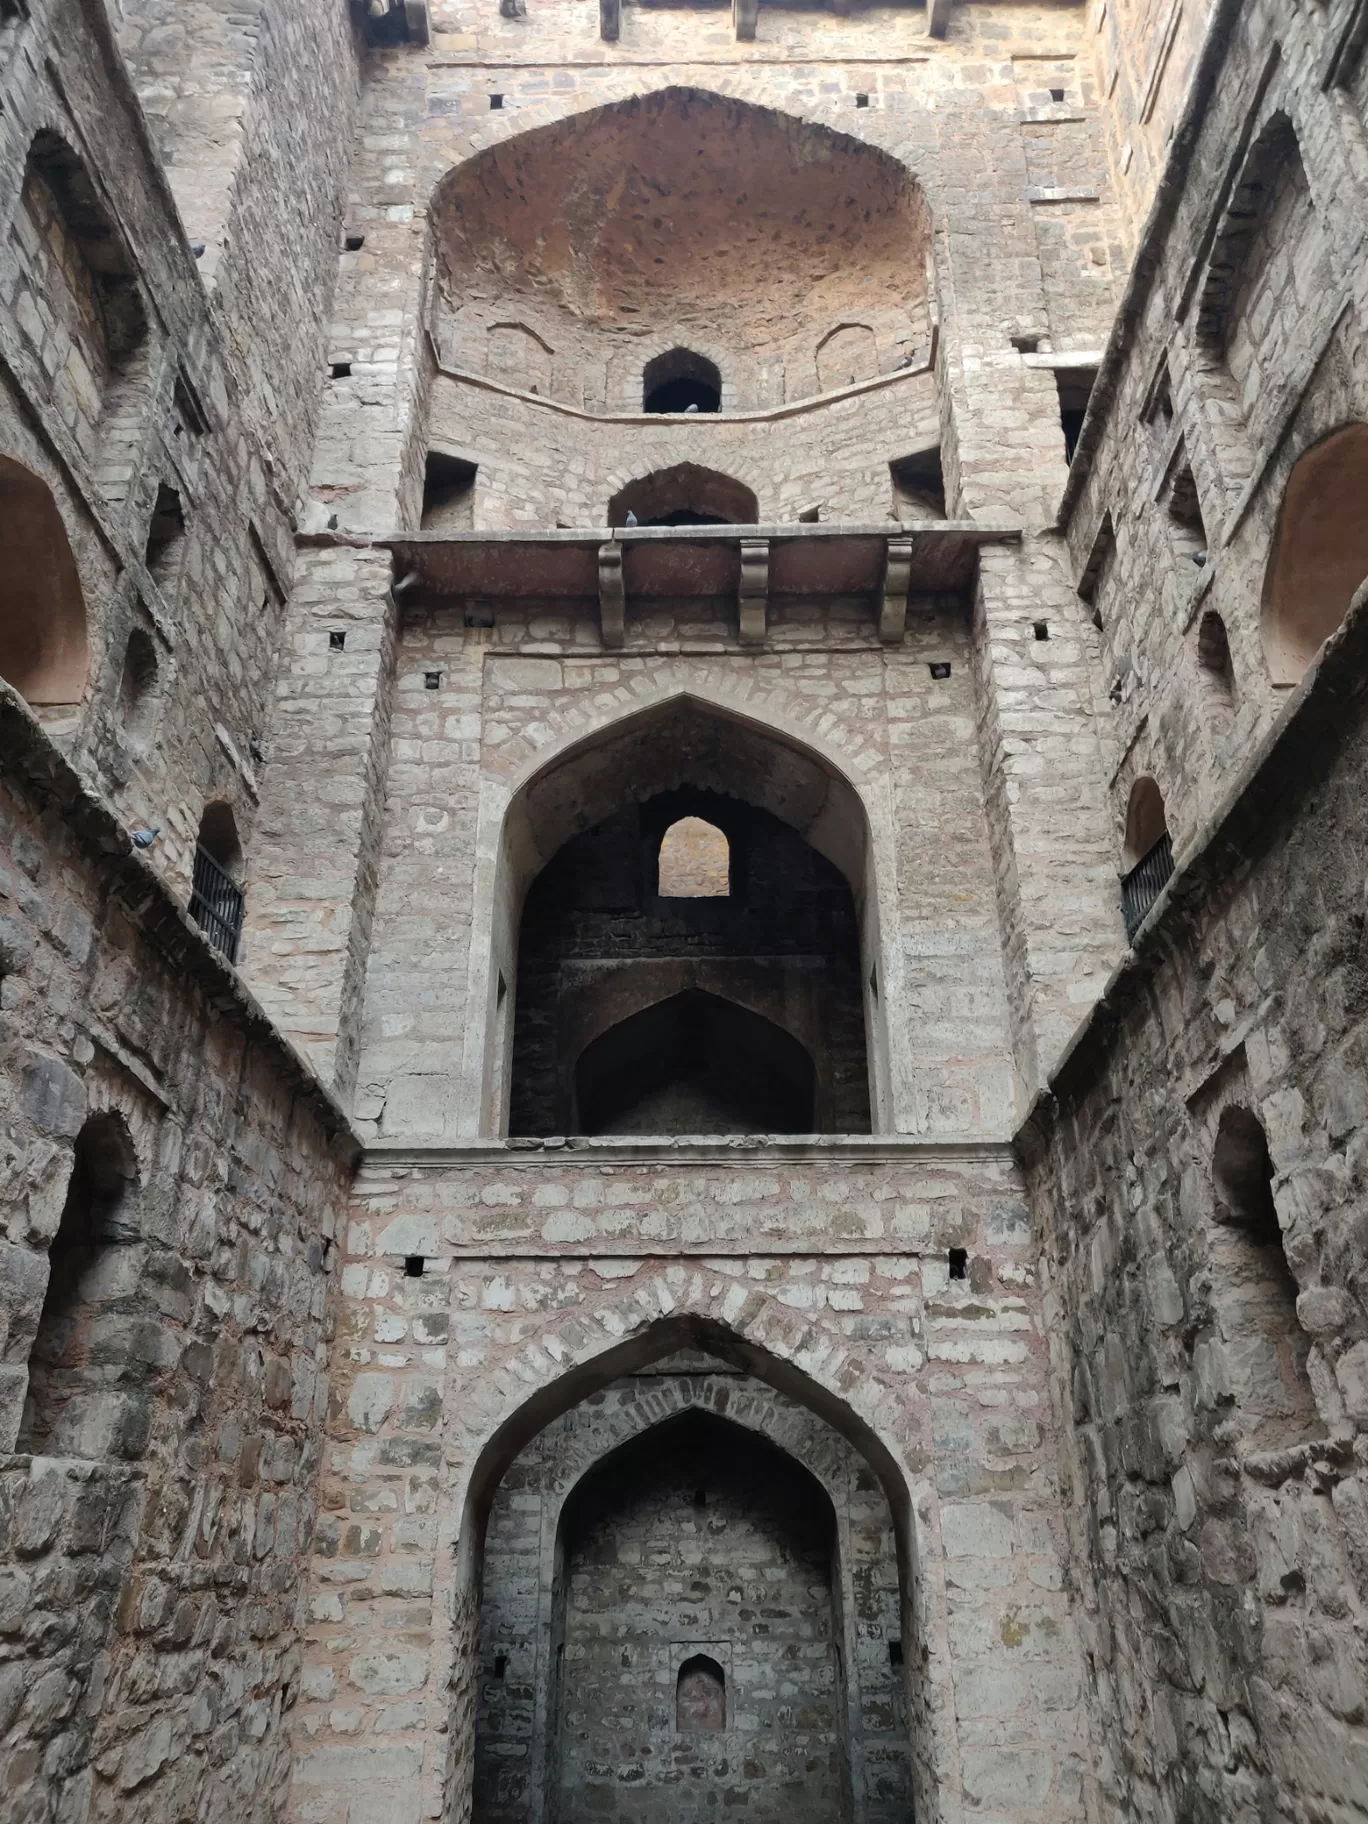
[1,0,1367,1820]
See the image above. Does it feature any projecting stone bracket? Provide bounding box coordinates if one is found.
[598,543,625,648]
[926,0,952,35]
[739,539,769,645]
[600,0,621,37]
[879,538,915,643]
[734,0,759,39]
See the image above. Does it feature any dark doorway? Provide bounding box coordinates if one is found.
[643,348,722,414]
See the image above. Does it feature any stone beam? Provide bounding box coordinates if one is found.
[598,542,625,648]
[738,538,769,644]
[404,0,430,42]
[879,537,915,643]
[600,0,621,38]
[734,0,759,40]
[927,0,952,35]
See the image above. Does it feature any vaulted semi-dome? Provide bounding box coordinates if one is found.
[431,88,931,413]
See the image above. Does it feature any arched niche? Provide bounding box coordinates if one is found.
[453,1314,924,1824]
[608,462,758,528]
[475,693,893,1136]
[642,347,721,414]
[1260,423,1368,685]
[430,88,931,412]
[1122,775,1168,869]
[0,455,90,708]
[572,987,819,1135]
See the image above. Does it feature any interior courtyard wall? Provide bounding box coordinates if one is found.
[473,1369,910,1824]
[1059,0,1368,894]
[289,1142,1094,1824]
[1022,590,1368,1819]
[350,616,1017,1144]
[0,0,358,910]
[0,693,355,1823]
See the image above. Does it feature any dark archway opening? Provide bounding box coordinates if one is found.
[643,349,722,413]
[508,784,869,1135]
[608,463,757,529]
[575,987,816,1134]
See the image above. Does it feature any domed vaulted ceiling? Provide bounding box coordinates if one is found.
[431,89,932,413]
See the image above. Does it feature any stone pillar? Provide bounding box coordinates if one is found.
[243,545,397,1097]
[971,540,1123,1110]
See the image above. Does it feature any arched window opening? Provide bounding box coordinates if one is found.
[18,1111,143,1459]
[643,348,721,414]
[1120,777,1174,938]
[816,323,877,392]
[608,464,758,529]
[117,626,159,746]
[144,483,187,593]
[1261,424,1368,685]
[657,817,729,897]
[1196,609,1235,712]
[574,990,817,1136]
[1209,1105,1319,1448]
[191,800,245,962]
[0,456,89,709]
[677,1656,726,1732]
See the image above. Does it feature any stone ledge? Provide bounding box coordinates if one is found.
[361,1133,1017,1170]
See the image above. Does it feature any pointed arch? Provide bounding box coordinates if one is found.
[0,455,90,709]
[461,681,904,1137]
[607,462,758,527]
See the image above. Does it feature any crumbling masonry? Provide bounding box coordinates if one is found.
[1,0,1367,1819]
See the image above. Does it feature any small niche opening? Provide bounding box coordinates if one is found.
[929,661,951,681]
[424,671,442,690]
[1164,445,1208,564]
[405,1255,426,1278]
[855,92,870,107]
[421,451,477,532]
[677,1655,726,1733]
[890,445,946,521]
[144,484,186,591]
[948,1247,968,1280]
[330,362,352,380]
[1011,333,1042,353]
[344,234,365,252]
[657,817,730,898]
[888,1639,904,1668]
[489,93,504,109]
[117,626,158,746]
[1050,86,1065,101]
[1033,621,1049,641]
[493,1654,508,1679]
[1055,366,1098,465]
[329,629,346,651]
[643,349,721,415]
[1196,609,1235,710]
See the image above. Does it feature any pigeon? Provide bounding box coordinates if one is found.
[685,402,699,413]
[625,511,638,526]
[131,827,160,850]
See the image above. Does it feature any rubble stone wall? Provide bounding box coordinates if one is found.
[0,690,356,1823]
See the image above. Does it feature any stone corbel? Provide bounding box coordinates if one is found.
[879,537,914,644]
[734,0,759,39]
[600,0,621,37]
[404,0,431,41]
[599,543,625,649]
[738,539,769,645]
[926,0,952,35]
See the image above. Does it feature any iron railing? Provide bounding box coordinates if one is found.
[1121,833,1174,940]
[189,843,244,963]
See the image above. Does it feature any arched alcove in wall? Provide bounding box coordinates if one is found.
[430,88,931,413]
[1260,423,1368,684]
[607,462,758,527]
[0,455,90,709]
[457,1315,920,1824]
[488,701,882,1135]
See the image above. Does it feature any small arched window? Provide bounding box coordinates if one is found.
[0,456,89,709]
[676,1655,725,1732]
[643,349,721,414]
[191,801,245,962]
[1261,423,1368,685]
[18,1111,141,1458]
[1196,609,1235,712]
[1120,777,1174,938]
[118,626,159,746]
[657,818,730,898]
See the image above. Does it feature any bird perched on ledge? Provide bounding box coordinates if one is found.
[131,827,160,850]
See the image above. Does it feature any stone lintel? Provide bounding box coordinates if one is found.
[738,538,769,645]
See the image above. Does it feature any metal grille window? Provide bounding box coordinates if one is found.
[1121,833,1174,940]
[190,843,244,963]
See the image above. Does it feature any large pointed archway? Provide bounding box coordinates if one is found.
[470,690,893,1136]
